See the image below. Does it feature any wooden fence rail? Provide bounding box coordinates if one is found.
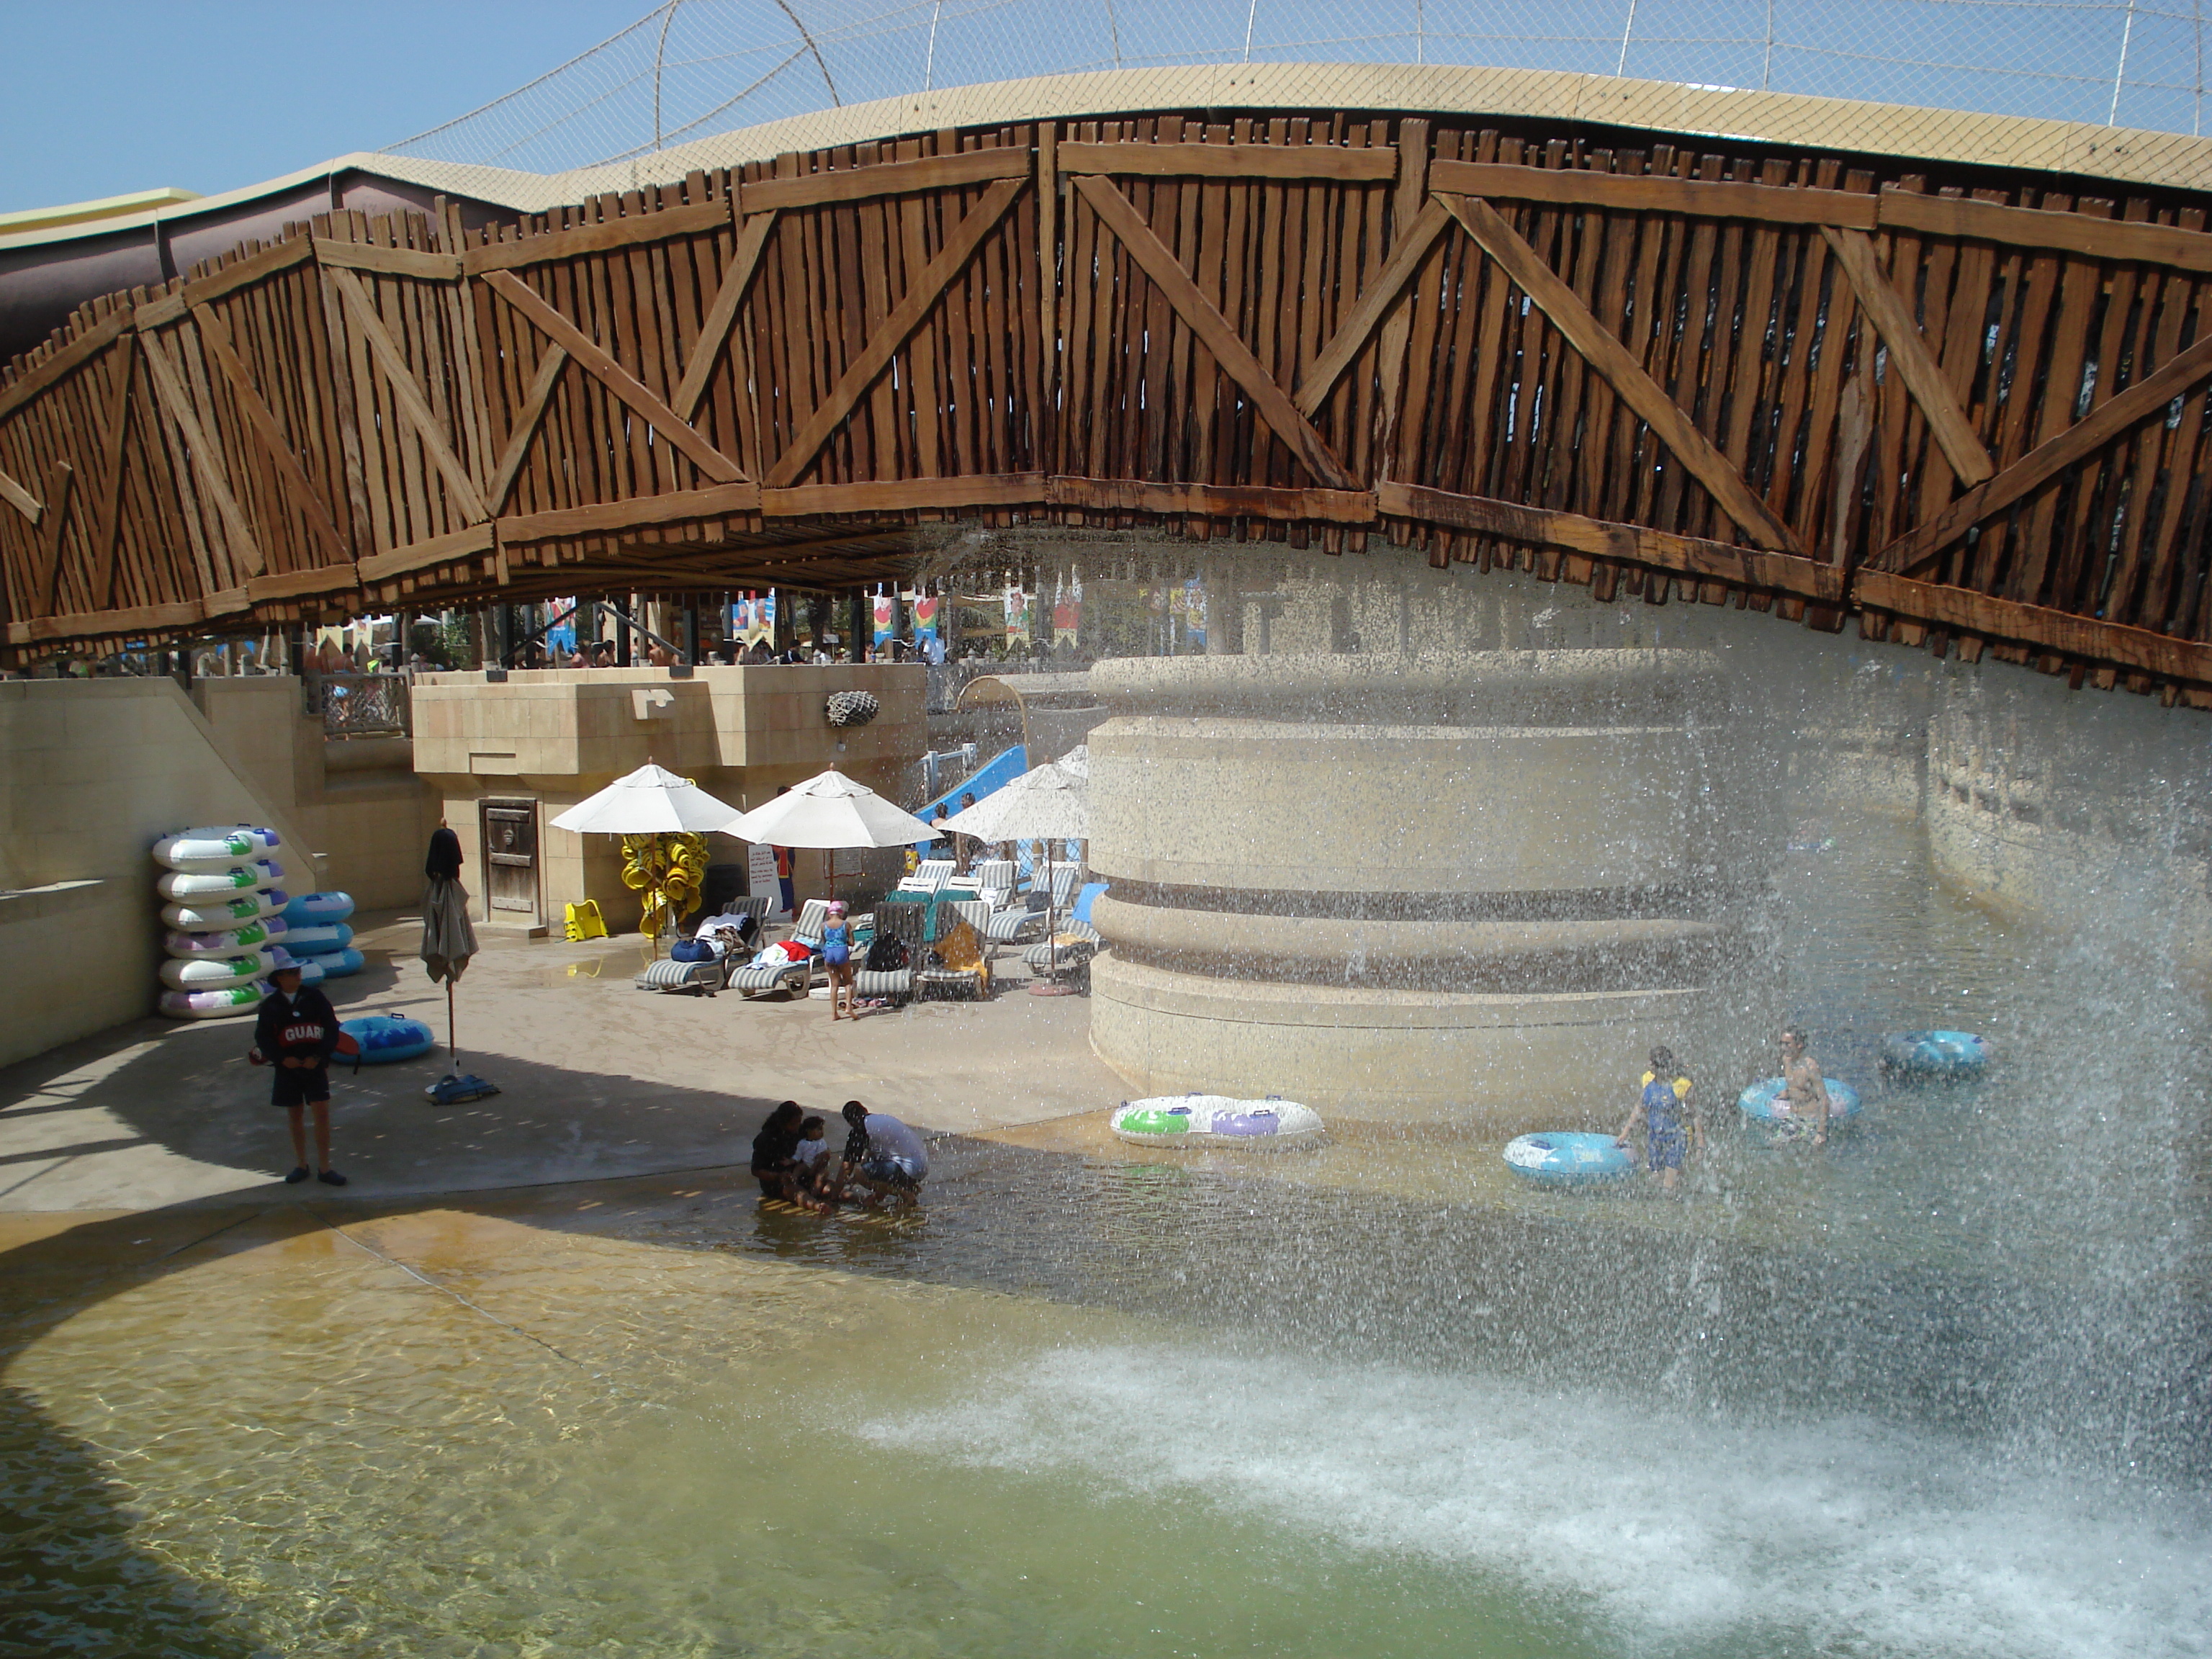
[5,109,2212,702]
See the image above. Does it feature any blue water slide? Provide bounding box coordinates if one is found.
[910,745,1028,849]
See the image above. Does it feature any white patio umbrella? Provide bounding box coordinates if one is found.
[549,762,744,835]
[942,757,1089,993]
[724,768,940,904]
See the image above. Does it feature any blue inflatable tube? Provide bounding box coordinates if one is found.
[282,922,354,955]
[284,891,356,926]
[1881,1030,1990,1078]
[1738,1076,1863,1135]
[1503,1131,1635,1187]
[294,945,364,979]
[342,1013,435,1064]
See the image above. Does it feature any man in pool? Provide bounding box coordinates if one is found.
[1616,1045,1700,1194]
[812,1100,929,1210]
[250,962,346,1186]
[1774,1025,1833,1147]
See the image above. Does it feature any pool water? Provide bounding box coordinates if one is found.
[3,805,2209,1657]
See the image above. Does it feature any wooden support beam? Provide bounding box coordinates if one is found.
[0,468,40,523]
[355,521,496,583]
[462,201,729,274]
[1430,159,1877,227]
[1879,331,2212,576]
[1379,481,1845,601]
[1856,568,2212,684]
[313,240,461,280]
[1073,174,1361,491]
[86,343,136,610]
[138,331,265,579]
[498,481,763,543]
[0,307,135,423]
[671,210,778,423]
[36,462,74,616]
[191,304,349,560]
[326,266,490,523]
[1058,142,1397,181]
[739,148,1030,212]
[1436,192,1802,554]
[1818,227,1994,487]
[765,176,1027,489]
[485,346,568,515]
[1877,187,2212,271]
[482,267,747,485]
[1295,197,1452,418]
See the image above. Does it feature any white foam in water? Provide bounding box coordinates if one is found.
[864,1341,2212,1658]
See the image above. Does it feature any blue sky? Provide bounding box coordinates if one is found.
[0,1,634,213]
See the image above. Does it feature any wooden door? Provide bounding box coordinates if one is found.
[480,799,539,920]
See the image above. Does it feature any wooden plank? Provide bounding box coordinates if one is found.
[1856,568,2212,683]
[35,462,75,615]
[765,472,1045,516]
[1878,187,2212,271]
[763,176,1026,488]
[741,148,1030,212]
[484,344,567,514]
[1380,480,1845,601]
[498,481,763,542]
[480,267,747,486]
[1037,122,1058,464]
[1048,476,1376,522]
[0,307,135,423]
[1435,191,1802,552]
[1294,197,1452,418]
[190,304,349,558]
[313,239,461,280]
[85,341,135,609]
[1429,160,1877,227]
[354,521,496,582]
[1880,330,2212,576]
[246,564,358,602]
[459,200,727,273]
[0,467,40,523]
[7,595,208,646]
[1058,142,1396,181]
[327,267,490,522]
[137,331,266,577]
[671,209,778,422]
[179,238,318,310]
[1073,173,1359,491]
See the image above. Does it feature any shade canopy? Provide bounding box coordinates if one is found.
[549,763,743,835]
[724,768,940,848]
[940,757,1088,842]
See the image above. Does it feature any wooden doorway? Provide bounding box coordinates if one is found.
[480,799,540,922]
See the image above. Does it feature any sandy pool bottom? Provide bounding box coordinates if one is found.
[1,1200,2205,1659]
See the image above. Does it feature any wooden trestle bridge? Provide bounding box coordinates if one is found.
[6,105,2212,701]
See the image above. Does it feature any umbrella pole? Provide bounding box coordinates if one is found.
[446,977,457,1072]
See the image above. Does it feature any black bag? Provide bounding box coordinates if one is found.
[864,935,909,972]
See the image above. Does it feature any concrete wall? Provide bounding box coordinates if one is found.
[411,664,927,932]
[0,678,318,1069]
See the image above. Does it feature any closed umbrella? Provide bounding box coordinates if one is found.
[942,758,1089,993]
[420,827,492,1098]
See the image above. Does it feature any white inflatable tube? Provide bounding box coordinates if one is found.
[165,917,287,958]
[157,861,284,900]
[163,891,289,932]
[159,951,276,991]
[158,983,265,1020]
[152,826,282,871]
[281,922,354,955]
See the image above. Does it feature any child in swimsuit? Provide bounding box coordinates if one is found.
[1616,1045,1701,1195]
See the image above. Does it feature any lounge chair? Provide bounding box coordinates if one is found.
[918,907,993,999]
[896,858,956,897]
[971,858,1016,909]
[984,866,1079,955]
[1025,917,1102,988]
[631,896,773,996]
[724,897,829,998]
[853,899,926,1006]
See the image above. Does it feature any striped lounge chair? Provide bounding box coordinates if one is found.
[1025,917,1102,986]
[918,904,994,1000]
[853,898,927,1006]
[984,864,1079,953]
[724,898,830,998]
[631,895,773,996]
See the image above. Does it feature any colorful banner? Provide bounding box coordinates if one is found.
[730,594,776,647]
[1004,585,1031,646]
[912,591,940,651]
[872,593,896,649]
[1053,572,1081,647]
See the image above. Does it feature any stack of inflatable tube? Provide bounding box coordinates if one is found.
[281,892,361,979]
[1109,1094,1326,1148]
[153,826,293,1020]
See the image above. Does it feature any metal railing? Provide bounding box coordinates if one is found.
[305,672,412,737]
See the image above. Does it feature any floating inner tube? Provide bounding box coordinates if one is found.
[1881,1030,1990,1077]
[153,826,281,870]
[1110,1094,1326,1148]
[158,983,264,1020]
[163,891,289,932]
[165,917,286,958]
[156,861,284,900]
[282,921,354,955]
[284,891,355,926]
[343,1013,435,1064]
[1738,1076,1864,1134]
[292,945,364,979]
[159,950,275,991]
[1503,1131,1635,1187]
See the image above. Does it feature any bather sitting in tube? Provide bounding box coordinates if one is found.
[1617,1046,1700,1195]
[750,1102,807,1202]
[1771,1026,1833,1147]
[807,1100,929,1211]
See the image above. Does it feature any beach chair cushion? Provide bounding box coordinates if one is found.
[853,966,913,1003]
[635,957,724,994]
[986,906,1048,946]
[1025,919,1100,976]
[788,897,832,948]
[725,954,811,995]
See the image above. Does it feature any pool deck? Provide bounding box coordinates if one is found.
[0,909,1127,1215]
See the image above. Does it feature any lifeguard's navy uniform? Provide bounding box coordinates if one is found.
[253,983,343,1107]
